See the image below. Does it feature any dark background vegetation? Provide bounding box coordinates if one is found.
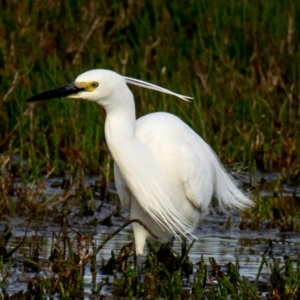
[0,0,299,176]
[0,1,300,299]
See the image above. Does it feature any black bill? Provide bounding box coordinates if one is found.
[27,82,85,102]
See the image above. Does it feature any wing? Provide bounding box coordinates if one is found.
[179,140,214,212]
[136,112,215,214]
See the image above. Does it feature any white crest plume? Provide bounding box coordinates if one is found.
[123,77,192,102]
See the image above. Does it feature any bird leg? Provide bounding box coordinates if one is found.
[134,254,144,282]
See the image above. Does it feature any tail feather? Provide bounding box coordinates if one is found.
[213,163,253,211]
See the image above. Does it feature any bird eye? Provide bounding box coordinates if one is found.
[91,82,98,88]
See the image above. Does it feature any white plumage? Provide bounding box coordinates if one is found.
[27,69,252,255]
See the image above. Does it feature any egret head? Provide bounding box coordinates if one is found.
[27,69,127,107]
[27,69,192,107]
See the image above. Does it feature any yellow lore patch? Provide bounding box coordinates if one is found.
[76,81,98,92]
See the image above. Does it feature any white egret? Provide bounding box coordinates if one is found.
[27,69,252,255]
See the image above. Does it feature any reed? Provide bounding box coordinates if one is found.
[0,0,299,175]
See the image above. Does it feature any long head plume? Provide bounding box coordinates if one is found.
[123,76,192,102]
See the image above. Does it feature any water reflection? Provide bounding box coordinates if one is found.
[4,210,300,298]
[2,172,300,298]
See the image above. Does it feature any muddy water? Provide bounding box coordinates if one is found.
[2,172,300,298]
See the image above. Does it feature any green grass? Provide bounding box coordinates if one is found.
[1,2,300,298]
[0,0,300,174]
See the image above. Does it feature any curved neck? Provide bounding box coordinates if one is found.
[104,87,137,166]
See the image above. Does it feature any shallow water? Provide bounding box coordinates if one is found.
[4,212,300,299]
[1,172,300,298]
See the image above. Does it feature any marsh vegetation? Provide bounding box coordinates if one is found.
[0,1,300,299]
